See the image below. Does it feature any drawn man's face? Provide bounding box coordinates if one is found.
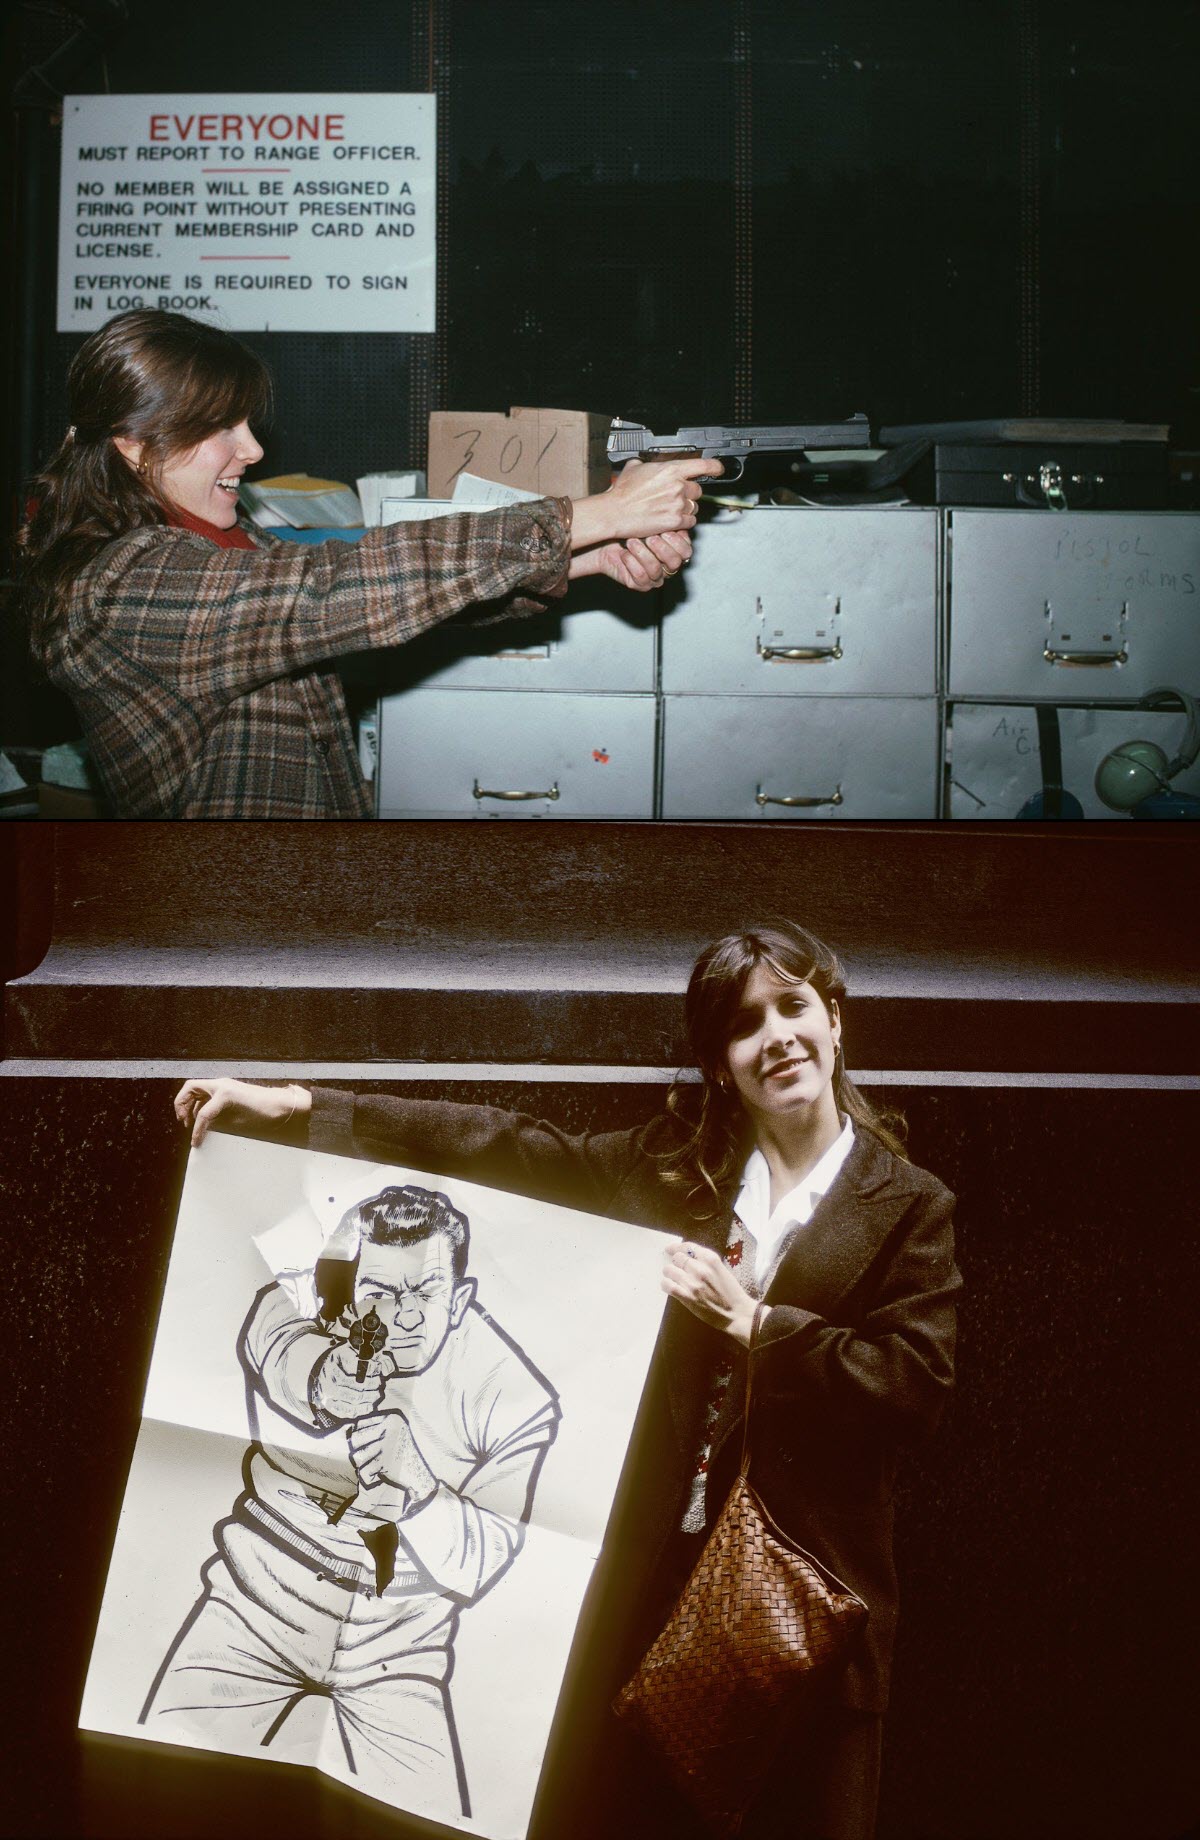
[354,1235,475,1375]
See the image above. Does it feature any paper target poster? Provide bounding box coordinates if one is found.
[79,1130,671,1839]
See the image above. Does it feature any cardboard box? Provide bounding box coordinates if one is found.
[427,407,612,501]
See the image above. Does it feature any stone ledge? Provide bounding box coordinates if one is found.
[5,823,1196,1071]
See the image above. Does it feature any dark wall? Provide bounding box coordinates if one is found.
[7,822,1197,1071]
[7,0,1199,495]
[2,1076,1196,1840]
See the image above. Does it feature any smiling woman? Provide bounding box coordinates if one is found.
[20,309,716,817]
[172,917,958,1840]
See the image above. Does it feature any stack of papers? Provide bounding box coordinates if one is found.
[41,738,94,789]
[240,474,363,529]
[377,478,536,526]
[0,751,27,796]
[356,471,427,526]
[450,472,539,508]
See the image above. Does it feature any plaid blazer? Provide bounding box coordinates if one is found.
[43,501,570,818]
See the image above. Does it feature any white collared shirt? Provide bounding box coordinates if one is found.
[732,1115,855,1290]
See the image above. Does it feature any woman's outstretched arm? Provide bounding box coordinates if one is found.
[173,1076,649,1223]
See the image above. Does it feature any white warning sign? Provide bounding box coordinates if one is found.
[58,94,436,333]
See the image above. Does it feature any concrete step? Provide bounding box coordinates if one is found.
[5,822,1196,1070]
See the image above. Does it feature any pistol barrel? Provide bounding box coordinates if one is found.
[606,414,872,468]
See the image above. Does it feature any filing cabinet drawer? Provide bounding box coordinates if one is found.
[378,500,656,691]
[377,689,656,818]
[385,583,657,693]
[947,510,1200,701]
[660,696,939,818]
[946,701,1200,818]
[661,506,938,696]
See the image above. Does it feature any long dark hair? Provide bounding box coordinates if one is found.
[21,310,272,654]
[660,919,908,1219]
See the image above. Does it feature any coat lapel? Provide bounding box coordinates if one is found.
[654,1132,917,1465]
[765,1129,916,1316]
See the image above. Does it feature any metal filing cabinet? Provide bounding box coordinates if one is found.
[369,501,1198,820]
[373,498,658,817]
[659,505,940,819]
[945,509,1200,819]
[376,688,657,818]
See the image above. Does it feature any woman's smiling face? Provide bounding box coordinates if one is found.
[156,420,264,527]
[723,961,841,1130]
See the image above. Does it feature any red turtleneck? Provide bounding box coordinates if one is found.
[166,505,258,550]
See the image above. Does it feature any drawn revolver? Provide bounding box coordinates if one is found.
[606,414,872,483]
[348,1308,388,1381]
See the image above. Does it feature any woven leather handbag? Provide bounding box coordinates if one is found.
[613,1303,869,1837]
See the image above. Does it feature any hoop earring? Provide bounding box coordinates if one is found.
[136,460,149,477]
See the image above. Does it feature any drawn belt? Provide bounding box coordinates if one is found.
[238,1495,374,1592]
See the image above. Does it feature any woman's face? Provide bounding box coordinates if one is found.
[156,420,263,527]
[722,962,841,1132]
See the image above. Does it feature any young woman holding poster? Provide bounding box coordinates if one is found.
[22,309,716,819]
[174,920,960,1840]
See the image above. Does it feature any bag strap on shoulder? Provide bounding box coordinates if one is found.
[738,1301,766,1480]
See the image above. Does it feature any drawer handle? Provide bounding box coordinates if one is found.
[757,636,844,663]
[1042,643,1129,668]
[472,778,560,802]
[756,594,841,664]
[755,783,844,809]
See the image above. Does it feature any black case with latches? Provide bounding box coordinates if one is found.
[930,440,1169,508]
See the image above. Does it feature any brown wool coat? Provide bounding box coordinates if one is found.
[43,501,570,818]
[304,1087,961,1717]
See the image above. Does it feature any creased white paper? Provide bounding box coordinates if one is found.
[80,1130,670,1840]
